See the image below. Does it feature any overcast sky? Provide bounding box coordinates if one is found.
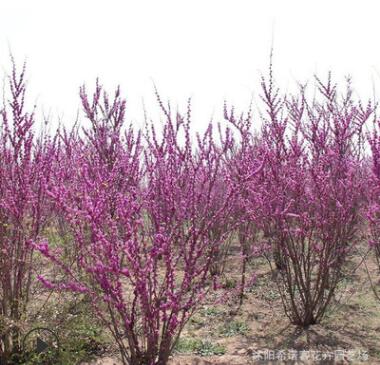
[0,0,379,130]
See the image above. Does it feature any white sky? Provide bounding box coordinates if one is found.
[1,0,380,131]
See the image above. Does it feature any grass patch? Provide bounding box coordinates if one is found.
[219,320,249,337]
[19,295,109,365]
[175,338,226,356]
[200,306,224,317]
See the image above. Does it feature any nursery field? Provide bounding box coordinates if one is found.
[22,237,379,365]
[34,240,380,365]
[2,60,380,365]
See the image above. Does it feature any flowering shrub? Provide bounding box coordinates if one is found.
[36,87,235,364]
[367,119,380,270]
[222,102,266,304]
[0,61,55,361]
[252,74,372,326]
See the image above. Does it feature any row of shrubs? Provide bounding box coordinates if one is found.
[1,60,380,364]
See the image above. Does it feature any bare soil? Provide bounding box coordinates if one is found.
[80,245,380,365]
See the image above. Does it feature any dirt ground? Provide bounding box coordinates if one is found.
[79,245,380,365]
